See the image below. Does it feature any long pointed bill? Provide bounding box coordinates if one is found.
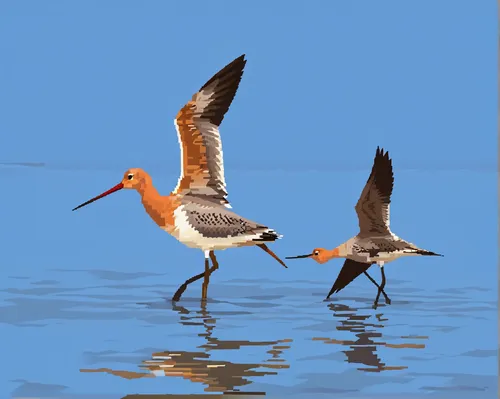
[285,253,313,259]
[72,183,124,211]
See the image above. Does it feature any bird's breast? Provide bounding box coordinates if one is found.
[141,195,180,234]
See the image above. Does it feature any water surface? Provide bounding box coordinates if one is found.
[0,167,497,398]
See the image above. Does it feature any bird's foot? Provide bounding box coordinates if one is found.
[171,293,182,302]
[385,297,392,305]
[372,303,378,310]
[172,284,187,302]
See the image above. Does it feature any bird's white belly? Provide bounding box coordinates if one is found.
[366,251,421,263]
[368,252,400,263]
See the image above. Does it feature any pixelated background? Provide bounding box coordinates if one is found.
[0,0,496,398]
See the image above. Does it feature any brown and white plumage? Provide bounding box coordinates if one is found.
[286,146,442,308]
[172,194,283,252]
[328,147,442,305]
[173,55,246,208]
[169,55,283,254]
[338,147,440,264]
[72,55,286,303]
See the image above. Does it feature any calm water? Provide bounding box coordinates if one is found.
[0,166,497,398]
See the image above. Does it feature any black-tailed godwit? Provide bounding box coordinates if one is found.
[72,55,287,302]
[287,147,442,309]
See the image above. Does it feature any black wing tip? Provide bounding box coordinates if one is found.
[196,54,248,126]
[326,261,373,299]
[199,54,247,91]
[252,230,281,242]
[373,146,394,184]
[329,284,346,296]
[222,54,247,72]
[375,146,391,162]
[325,285,346,300]
[234,54,247,63]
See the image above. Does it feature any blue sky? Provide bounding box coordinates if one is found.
[0,0,496,173]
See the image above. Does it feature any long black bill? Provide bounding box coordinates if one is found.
[72,182,124,211]
[285,253,313,259]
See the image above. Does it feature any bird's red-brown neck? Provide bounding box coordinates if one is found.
[136,178,179,233]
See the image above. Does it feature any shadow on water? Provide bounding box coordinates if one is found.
[81,301,292,396]
[313,302,428,372]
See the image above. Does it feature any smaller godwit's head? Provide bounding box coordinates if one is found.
[72,168,150,211]
[286,247,340,264]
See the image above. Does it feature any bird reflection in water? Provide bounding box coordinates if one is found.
[313,302,428,372]
[81,302,292,395]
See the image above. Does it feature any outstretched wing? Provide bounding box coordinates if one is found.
[173,55,247,207]
[326,259,373,298]
[355,147,394,237]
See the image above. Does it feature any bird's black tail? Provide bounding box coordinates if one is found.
[252,228,282,242]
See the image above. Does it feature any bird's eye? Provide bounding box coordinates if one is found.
[127,174,134,180]
[314,251,319,256]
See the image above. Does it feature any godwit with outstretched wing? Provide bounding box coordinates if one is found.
[72,55,287,301]
[287,147,442,309]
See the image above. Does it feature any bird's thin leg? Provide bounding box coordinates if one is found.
[172,270,207,302]
[363,271,391,305]
[201,251,210,301]
[172,251,217,302]
[209,251,219,272]
[202,251,219,301]
[372,261,386,309]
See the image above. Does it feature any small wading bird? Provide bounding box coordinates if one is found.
[286,147,442,309]
[72,55,287,301]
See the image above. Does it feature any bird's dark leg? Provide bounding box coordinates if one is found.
[172,251,219,302]
[172,270,207,302]
[209,251,219,272]
[172,252,213,302]
[363,271,391,305]
[201,255,210,301]
[372,262,387,309]
[201,251,220,301]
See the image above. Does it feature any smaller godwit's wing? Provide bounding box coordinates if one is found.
[368,237,443,257]
[326,259,373,298]
[173,55,247,208]
[355,147,394,237]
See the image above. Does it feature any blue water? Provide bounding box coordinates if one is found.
[0,166,497,398]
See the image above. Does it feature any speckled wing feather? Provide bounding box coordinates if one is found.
[327,259,373,298]
[181,196,280,241]
[173,55,247,208]
[355,147,394,237]
[364,237,440,257]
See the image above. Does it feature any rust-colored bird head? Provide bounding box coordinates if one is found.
[286,247,340,264]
